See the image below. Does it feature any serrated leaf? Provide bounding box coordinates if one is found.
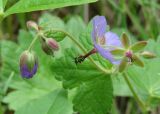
[51,47,104,89]
[4,0,97,17]
[73,75,113,114]
[130,41,147,52]
[15,89,73,114]
[132,54,144,67]
[121,33,130,48]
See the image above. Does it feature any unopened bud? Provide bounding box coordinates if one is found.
[26,21,39,31]
[41,38,59,55]
[141,51,156,59]
[19,50,38,78]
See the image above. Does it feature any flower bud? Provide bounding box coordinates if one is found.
[41,38,59,55]
[19,50,38,78]
[26,21,39,31]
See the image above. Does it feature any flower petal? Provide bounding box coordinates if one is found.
[20,63,38,78]
[94,44,120,64]
[104,31,122,50]
[91,16,107,43]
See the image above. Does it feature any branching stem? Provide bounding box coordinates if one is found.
[44,29,112,74]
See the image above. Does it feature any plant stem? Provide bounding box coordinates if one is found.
[122,72,146,112]
[0,21,2,68]
[27,35,39,51]
[44,29,112,74]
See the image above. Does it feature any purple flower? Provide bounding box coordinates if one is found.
[19,51,38,78]
[91,16,122,64]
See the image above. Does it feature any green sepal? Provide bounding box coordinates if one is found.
[119,57,128,72]
[130,41,147,53]
[26,51,37,71]
[111,48,125,56]
[44,31,66,42]
[132,54,144,67]
[141,51,156,59]
[121,33,130,49]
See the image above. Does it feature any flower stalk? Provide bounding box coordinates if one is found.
[122,72,147,112]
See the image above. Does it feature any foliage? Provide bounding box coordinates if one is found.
[1,14,113,114]
[1,0,97,17]
[0,0,160,114]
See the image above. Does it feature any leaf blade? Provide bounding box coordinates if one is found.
[73,75,113,114]
[4,0,97,17]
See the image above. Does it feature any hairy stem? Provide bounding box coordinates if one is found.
[27,35,39,51]
[44,29,112,74]
[122,72,147,112]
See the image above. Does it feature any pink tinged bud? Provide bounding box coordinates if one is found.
[47,38,59,51]
[41,38,59,55]
[19,50,38,79]
[26,21,39,31]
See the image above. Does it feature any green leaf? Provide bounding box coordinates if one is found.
[4,0,97,17]
[2,0,7,9]
[0,0,3,11]
[15,89,73,114]
[121,33,130,48]
[126,58,160,109]
[130,41,147,53]
[73,75,113,114]
[51,47,104,89]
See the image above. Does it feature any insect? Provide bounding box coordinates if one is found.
[74,56,85,64]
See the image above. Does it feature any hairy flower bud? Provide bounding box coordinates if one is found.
[26,21,39,31]
[19,50,38,78]
[41,38,59,55]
